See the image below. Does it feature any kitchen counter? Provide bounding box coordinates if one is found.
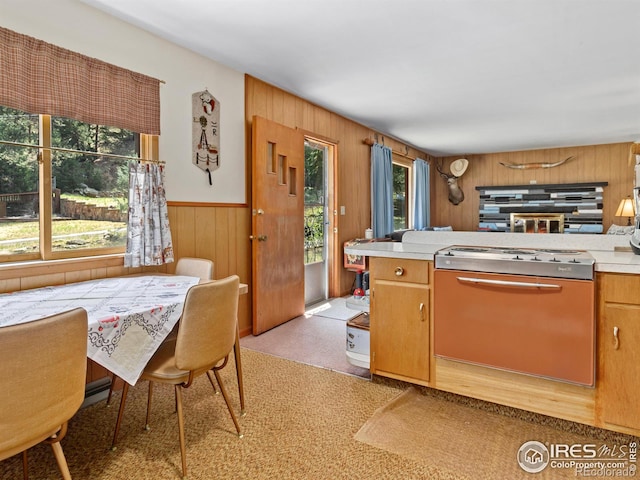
[344,231,640,274]
[357,231,640,437]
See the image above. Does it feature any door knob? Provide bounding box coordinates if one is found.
[257,235,267,241]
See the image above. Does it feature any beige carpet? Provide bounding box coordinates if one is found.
[2,350,636,480]
[355,387,637,480]
[0,349,438,480]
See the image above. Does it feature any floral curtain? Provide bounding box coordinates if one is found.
[124,162,174,267]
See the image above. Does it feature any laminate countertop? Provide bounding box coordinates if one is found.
[344,231,640,275]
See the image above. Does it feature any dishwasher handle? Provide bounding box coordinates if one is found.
[456,276,562,290]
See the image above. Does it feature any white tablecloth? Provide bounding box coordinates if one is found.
[0,275,200,385]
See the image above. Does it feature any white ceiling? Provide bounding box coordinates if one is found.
[80,0,640,157]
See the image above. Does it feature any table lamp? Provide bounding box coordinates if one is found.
[615,197,636,226]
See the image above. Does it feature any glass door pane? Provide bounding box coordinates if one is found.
[304,140,326,265]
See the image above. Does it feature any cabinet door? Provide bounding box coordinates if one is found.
[600,302,640,429]
[371,278,429,382]
[599,273,640,431]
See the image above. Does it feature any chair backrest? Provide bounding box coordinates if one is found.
[175,275,239,372]
[175,257,214,282]
[0,308,88,460]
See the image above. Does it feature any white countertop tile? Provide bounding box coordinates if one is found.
[344,231,640,274]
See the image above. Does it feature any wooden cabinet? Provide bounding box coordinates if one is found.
[360,254,640,436]
[597,272,640,432]
[369,257,431,384]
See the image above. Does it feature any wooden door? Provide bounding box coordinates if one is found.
[251,116,305,334]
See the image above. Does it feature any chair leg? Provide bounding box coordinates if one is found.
[22,450,28,480]
[233,327,246,415]
[111,382,130,450]
[50,440,72,480]
[175,385,187,478]
[106,373,119,406]
[207,369,242,437]
[145,381,154,430]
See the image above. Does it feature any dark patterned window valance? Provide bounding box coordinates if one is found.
[0,26,160,135]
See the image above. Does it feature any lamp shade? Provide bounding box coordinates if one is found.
[615,197,636,225]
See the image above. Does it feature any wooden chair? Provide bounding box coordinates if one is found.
[0,308,88,480]
[111,276,242,478]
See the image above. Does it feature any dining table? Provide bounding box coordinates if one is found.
[0,275,206,386]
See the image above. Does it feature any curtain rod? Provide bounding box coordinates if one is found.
[362,137,420,161]
[0,139,165,165]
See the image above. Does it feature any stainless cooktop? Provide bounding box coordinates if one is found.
[434,245,595,280]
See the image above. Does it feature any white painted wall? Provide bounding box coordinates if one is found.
[0,0,245,204]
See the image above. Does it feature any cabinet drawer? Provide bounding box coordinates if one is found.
[370,257,430,284]
[599,272,640,304]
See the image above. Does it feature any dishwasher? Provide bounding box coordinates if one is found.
[433,245,596,386]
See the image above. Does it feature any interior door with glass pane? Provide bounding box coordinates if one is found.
[251,116,305,335]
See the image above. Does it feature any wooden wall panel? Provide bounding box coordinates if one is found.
[0,255,156,292]
[433,142,635,231]
[245,75,429,298]
[4,79,632,345]
[194,206,216,259]
[166,205,252,335]
[0,205,252,339]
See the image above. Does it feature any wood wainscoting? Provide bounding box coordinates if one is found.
[166,203,252,336]
[0,203,251,383]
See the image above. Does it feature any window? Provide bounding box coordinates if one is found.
[304,139,328,265]
[0,105,152,262]
[0,28,162,264]
[0,106,40,261]
[392,156,413,231]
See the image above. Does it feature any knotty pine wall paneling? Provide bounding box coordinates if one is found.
[0,204,251,384]
[432,143,635,232]
[166,204,251,336]
[245,75,430,298]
